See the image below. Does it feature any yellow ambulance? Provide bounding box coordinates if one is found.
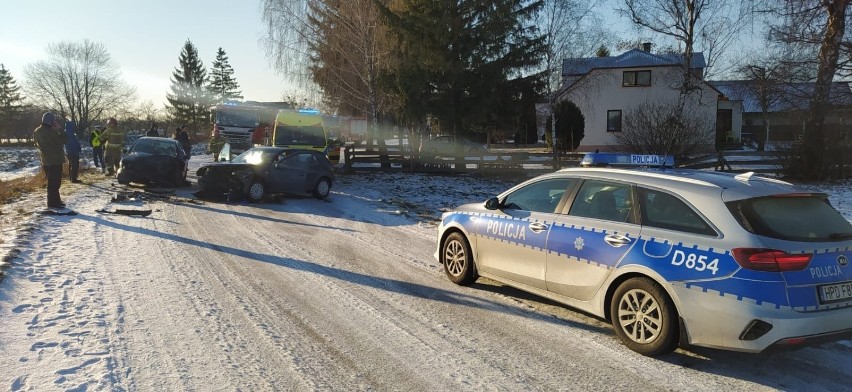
[272,109,329,155]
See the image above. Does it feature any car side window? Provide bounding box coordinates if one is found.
[569,180,635,223]
[502,178,574,213]
[283,153,313,169]
[638,188,716,235]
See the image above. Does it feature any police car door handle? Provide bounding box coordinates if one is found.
[604,234,631,248]
[528,222,548,233]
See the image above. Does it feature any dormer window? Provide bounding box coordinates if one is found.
[623,70,651,87]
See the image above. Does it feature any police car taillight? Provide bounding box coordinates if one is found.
[731,248,812,272]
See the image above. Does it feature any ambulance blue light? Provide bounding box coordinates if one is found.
[298,108,320,114]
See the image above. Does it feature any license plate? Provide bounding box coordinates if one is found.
[818,281,852,304]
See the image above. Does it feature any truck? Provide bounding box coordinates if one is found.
[210,101,295,154]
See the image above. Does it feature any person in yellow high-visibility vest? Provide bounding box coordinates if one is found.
[99,117,126,176]
[89,125,105,173]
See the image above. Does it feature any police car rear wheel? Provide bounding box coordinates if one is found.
[610,277,678,356]
[442,232,477,286]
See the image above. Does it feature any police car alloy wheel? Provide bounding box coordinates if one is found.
[442,232,477,286]
[610,277,678,356]
[247,180,266,202]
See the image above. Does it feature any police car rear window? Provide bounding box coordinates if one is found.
[726,195,852,242]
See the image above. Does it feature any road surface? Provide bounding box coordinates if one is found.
[0,173,850,391]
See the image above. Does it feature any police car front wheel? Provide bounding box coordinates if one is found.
[442,232,477,286]
[610,277,678,356]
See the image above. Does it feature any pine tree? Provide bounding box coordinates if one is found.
[207,47,242,103]
[0,64,24,141]
[166,40,212,135]
[382,0,546,138]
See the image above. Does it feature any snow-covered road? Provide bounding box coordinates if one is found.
[1,161,851,391]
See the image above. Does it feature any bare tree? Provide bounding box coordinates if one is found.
[308,1,391,133]
[538,0,609,94]
[23,39,136,134]
[768,0,850,179]
[737,59,791,151]
[620,0,750,93]
[261,0,316,87]
[538,0,609,156]
[614,100,714,157]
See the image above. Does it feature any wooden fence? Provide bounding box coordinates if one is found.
[342,147,791,177]
[678,151,786,175]
[342,147,584,177]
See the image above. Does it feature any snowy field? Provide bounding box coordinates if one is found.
[0,147,851,391]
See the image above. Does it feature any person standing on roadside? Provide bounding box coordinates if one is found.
[64,120,82,183]
[99,117,125,176]
[174,126,192,159]
[33,112,67,209]
[90,125,105,172]
[146,120,159,137]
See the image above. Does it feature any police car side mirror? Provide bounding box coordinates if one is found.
[485,197,501,210]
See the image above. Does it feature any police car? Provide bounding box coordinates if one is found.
[435,154,852,356]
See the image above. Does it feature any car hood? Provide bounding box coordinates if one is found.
[197,162,260,175]
[123,152,177,160]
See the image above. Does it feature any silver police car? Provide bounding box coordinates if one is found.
[435,166,852,356]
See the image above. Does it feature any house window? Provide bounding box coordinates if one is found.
[623,70,651,86]
[607,110,622,132]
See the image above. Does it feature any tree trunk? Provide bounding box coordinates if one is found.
[802,0,848,179]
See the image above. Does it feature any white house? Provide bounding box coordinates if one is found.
[555,47,740,152]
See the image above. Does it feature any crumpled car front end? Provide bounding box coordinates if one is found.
[197,164,255,198]
[117,154,182,186]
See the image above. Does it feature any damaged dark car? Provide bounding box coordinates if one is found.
[117,137,188,186]
[196,146,334,202]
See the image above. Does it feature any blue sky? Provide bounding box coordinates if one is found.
[0,0,670,111]
[0,0,294,109]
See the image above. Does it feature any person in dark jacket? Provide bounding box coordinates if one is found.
[146,121,159,137]
[64,120,82,183]
[33,112,68,208]
[174,126,192,159]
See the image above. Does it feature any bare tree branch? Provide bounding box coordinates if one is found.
[23,39,136,133]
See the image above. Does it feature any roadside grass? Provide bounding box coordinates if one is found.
[0,165,105,210]
[0,172,45,208]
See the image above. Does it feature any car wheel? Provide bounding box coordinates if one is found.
[313,177,332,199]
[609,277,678,356]
[442,232,477,286]
[246,179,265,203]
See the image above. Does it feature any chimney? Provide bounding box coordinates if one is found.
[642,42,652,52]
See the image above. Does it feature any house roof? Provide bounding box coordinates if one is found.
[709,80,852,113]
[562,49,706,77]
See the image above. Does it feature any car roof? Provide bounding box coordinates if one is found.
[248,146,319,154]
[548,167,802,200]
[136,137,178,144]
